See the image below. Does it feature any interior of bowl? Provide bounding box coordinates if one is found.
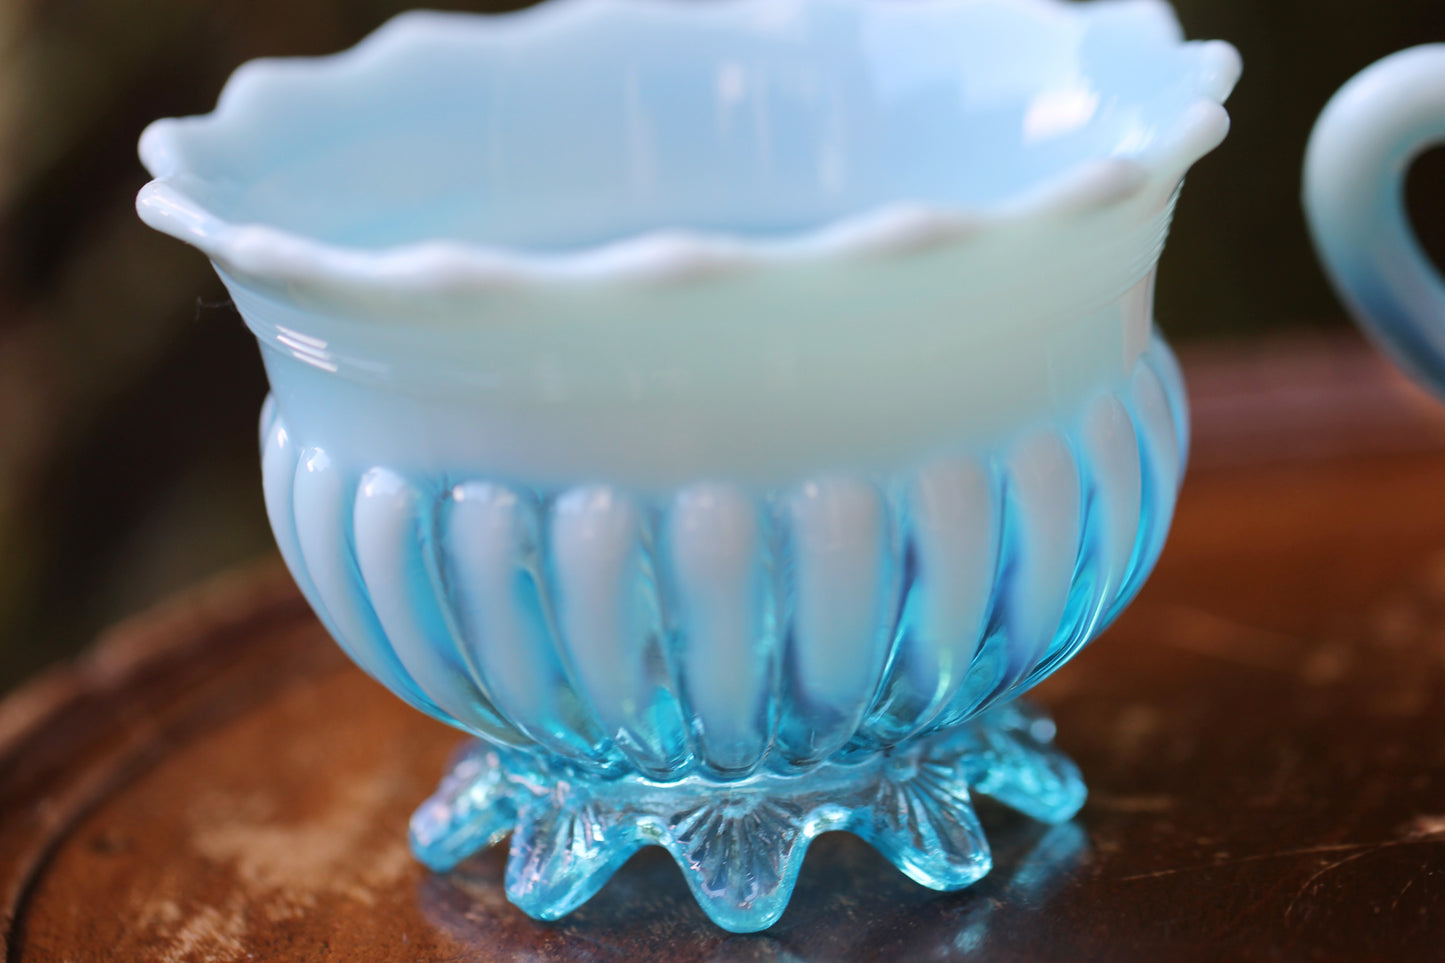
[146,0,1231,254]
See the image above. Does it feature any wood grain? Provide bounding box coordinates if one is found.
[4,334,1445,962]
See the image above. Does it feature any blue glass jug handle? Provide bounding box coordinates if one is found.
[1305,45,1445,395]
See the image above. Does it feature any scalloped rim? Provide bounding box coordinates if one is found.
[136,0,1241,293]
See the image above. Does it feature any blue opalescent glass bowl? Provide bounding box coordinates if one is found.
[136,0,1238,933]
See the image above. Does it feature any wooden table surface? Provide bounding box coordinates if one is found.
[4,334,1445,962]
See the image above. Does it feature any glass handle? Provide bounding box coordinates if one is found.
[1305,45,1445,394]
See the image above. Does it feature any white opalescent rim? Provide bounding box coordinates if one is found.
[136,0,1242,294]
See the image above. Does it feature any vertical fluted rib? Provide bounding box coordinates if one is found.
[262,409,439,717]
[1022,395,1143,689]
[1104,341,1187,625]
[1147,334,1191,470]
[439,482,614,768]
[1079,395,1145,616]
[261,408,329,631]
[993,432,1082,698]
[548,486,689,778]
[775,478,894,768]
[1128,361,1183,585]
[353,468,526,743]
[667,482,773,776]
[289,446,458,726]
[862,457,999,745]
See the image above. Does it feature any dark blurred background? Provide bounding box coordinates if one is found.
[1,0,1444,694]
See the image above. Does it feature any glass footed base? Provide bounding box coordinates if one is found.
[409,702,1085,933]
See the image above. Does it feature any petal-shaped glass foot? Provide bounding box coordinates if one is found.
[410,701,1085,933]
